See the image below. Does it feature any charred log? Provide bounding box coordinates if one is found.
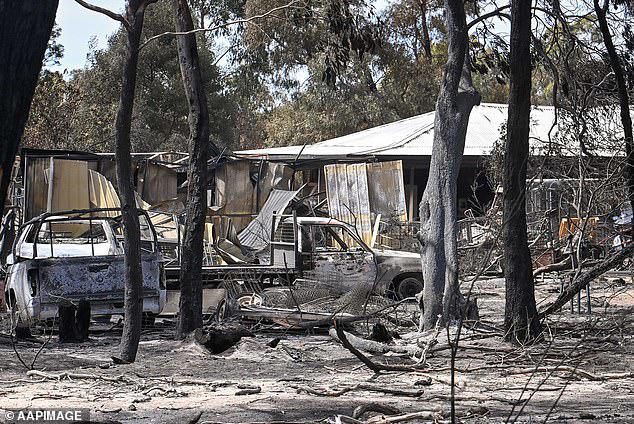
[193,323,253,354]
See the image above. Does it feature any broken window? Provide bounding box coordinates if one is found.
[28,221,107,244]
[310,225,364,252]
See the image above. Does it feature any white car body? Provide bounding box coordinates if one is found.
[4,213,166,326]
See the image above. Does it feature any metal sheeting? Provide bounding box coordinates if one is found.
[256,162,293,209]
[366,161,408,222]
[238,188,299,251]
[324,163,373,245]
[49,159,90,212]
[24,157,50,220]
[236,103,605,160]
[325,160,407,244]
[23,158,121,221]
[88,169,121,217]
[138,162,177,205]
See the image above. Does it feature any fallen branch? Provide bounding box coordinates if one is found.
[333,322,424,373]
[143,386,177,395]
[364,411,442,423]
[533,256,571,277]
[539,245,634,318]
[297,298,415,329]
[414,321,441,364]
[235,385,262,396]
[328,328,413,355]
[26,370,134,384]
[352,404,401,419]
[294,383,424,398]
[507,366,634,381]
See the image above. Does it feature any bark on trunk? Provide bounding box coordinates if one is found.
[116,0,152,363]
[172,0,219,338]
[594,0,634,239]
[418,0,480,330]
[503,0,541,343]
[0,0,58,212]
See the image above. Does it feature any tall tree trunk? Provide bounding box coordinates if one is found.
[502,0,541,343]
[116,0,153,363]
[0,0,58,212]
[172,0,220,338]
[594,0,634,239]
[418,0,480,330]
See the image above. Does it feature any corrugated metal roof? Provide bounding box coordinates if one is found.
[235,103,624,160]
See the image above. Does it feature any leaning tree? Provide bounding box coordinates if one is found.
[593,0,634,238]
[0,0,59,212]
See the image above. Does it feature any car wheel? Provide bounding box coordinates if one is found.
[396,277,424,300]
[214,298,228,322]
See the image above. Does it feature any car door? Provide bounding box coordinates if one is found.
[300,223,377,293]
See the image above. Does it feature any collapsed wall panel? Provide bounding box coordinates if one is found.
[324,160,407,244]
[239,188,300,251]
[213,160,294,238]
[88,169,121,217]
[49,159,90,212]
[256,162,293,209]
[324,163,373,245]
[366,161,408,222]
[214,160,254,234]
[138,162,177,205]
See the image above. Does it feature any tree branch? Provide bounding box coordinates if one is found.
[539,244,634,318]
[467,4,511,30]
[139,0,302,51]
[73,0,131,32]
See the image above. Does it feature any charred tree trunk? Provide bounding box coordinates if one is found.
[0,0,58,212]
[418,0,480,330]
[115,0,155,363]
[594,0,634,239]
[502,0,541,343]
[58,300,91,343]
[172,0,219,338]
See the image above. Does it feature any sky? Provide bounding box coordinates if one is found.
[51,1,122,72]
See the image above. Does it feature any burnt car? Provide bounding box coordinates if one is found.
[4,208,166,329]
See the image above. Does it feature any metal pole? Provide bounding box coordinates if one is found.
[87,169,95,257]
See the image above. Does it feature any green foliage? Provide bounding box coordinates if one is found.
[22,70,81,150]
[28,0,628,154]
[25,2,233,152]
[44,24,64,67]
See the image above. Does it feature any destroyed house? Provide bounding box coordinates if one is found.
[234,103,627,250]
[12,148,188,222]
[236,103,584,220]
[5,104,626,262]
